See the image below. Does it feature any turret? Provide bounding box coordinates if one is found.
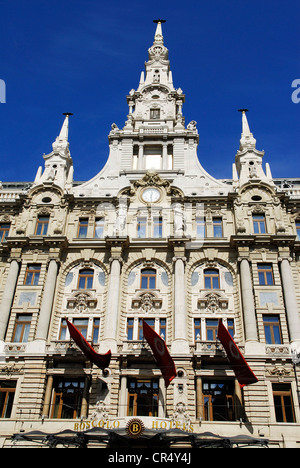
[33,113,74,191]
[233,109,273,187]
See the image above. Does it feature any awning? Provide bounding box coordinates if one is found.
[12,427,269,449]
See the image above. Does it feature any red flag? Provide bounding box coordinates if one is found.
[142,320,177,387]
[217,320,258,388]
[66,319,111,370]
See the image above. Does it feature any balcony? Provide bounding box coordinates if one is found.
[118,340,152,357]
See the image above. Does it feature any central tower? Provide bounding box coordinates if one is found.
[74,20,227,197]
[115,19,193,173]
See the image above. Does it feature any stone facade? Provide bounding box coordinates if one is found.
[0,21,300,448]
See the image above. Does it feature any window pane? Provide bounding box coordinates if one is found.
[258,272,265,285]
[95,218,104,238]
[149,276,156,289]
[73,319,88,338]
[137,218,147,238]
[266,272,273,285]
[212,276,219,289]
[78,219,88,238]
[127,319,134,340]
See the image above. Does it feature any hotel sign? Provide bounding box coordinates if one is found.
[74,416,194,433]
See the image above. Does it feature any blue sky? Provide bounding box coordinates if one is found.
[0,0,299,182]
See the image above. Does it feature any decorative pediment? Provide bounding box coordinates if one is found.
[132,291,162,313]
[198,291,228,313]
[133,172,171,191]
[67,291,97,313]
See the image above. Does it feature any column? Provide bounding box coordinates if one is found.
[239,258,258,343]
[80,376,90,418]
[162,143,168,170]
[102,257,122,353]
[42,375,53,417]
[196,376,204,420]
[280,258,300,345]
[138,144,144,170]
[35,259,59,341]
[118,375,127,417]
[158,376,166,418]
[171,257,189,353]
[0,259,20,342]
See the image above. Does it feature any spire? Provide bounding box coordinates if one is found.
[235,109,274,187]
[153,19,165,44]
[33,113,74,190]
[238,109,256,151]
[52,112,73,155]
[148,19,168,61]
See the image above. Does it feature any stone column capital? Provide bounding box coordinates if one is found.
[278,256,292,263]
[172,256,187,264]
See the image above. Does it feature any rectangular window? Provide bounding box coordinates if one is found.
[0,381,16,418]
[159,319,166,340]
[258,264,274,286]
[51,378,85,419]
[227,319,235,339]
[196,218,206,238]
[72,318,89,339]
[137,217,147,238]
[92,318,100,344]
[78,269,94,289]
[204,269,220,289]
[35,216,49,235]
[273,384,295,423]
[138,318,155,341]
[150,109,160,119]
[144,146,162,170]
[296,221,300,241]
[24,264,41,286]
[127,379,159,417]
[141,269,156,290]
[213,217,223,237]
[94,218,104,238]
[13,314,32,342]
[253,214,266,234]
[153,217,163,238]
[59,318,68,340]
[263,315,282,344]
[78,218,89,238]
[194,319,201,341]
[206,319,219,341]
[0,223,10,242]
[202,380,236,421]
[127,319,134,341]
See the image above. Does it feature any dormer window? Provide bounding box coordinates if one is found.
[35,216,49,236]
[253,214,266,234]
[150,108,160,119]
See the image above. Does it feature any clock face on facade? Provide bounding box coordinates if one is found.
[141,187,161,203]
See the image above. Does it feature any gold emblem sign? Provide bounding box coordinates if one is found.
[126,418,145,438]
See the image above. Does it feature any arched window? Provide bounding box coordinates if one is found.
[204,269,220,289]
[140,269,156,289]
[78,269,94,289]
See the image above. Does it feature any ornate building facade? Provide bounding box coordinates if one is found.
[0,21,300,448]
